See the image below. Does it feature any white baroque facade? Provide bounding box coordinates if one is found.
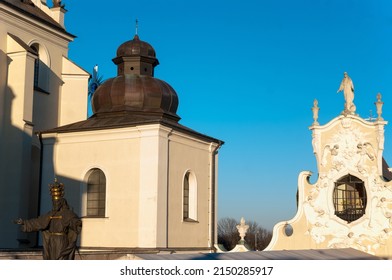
[266,86,392,258]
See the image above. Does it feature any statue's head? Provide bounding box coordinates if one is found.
[52,198,62,211]
[52,198,69,211]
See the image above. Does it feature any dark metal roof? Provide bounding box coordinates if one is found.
[0,0,74,38]
[382,157,392,181]
[116,34,157,60]
[40,112,224,145]
[135,248,381,260]
[92,75,179,119]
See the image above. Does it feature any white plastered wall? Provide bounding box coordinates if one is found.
[40,124,219,250]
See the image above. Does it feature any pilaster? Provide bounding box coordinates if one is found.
[137,124,172,247]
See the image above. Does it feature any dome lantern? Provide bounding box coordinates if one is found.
[112,34,159,77]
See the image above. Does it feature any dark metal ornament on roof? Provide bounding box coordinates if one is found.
[91,34,179,121]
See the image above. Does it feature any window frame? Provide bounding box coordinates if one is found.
[333,174,366,223]
[30,44,40,88]
[29,41,50,93]
[85,168,107,218]
[183,170,198,222]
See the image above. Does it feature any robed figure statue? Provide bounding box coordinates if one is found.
[337,72,356,114]
[14,179,82,260]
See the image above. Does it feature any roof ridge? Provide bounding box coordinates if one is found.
[0,0,74,38]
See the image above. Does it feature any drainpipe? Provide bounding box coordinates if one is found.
[165,128,173,250]
[36,132,43,247]
[210,141,223,252]
[166,135,170,249]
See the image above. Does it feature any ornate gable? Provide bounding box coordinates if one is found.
[267,74,392,258]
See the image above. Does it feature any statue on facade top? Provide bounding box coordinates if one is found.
[375,93,384,121]
[337,72,355,115]
[312,99,320,125]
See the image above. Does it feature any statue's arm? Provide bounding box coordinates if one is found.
[337,82,343,93]
[21,215,50,232]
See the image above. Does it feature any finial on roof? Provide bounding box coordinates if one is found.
[236,217,249,244]
[135,18,139,35]
[52,0,65,8]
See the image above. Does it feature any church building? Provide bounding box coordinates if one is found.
[1,0,223,257]
[39,33,223,254]
[266,73,392,259]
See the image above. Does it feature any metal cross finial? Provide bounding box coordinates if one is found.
[135,18,139,35]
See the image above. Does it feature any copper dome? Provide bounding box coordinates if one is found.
[92,74,179,119]
[91,34,180,121]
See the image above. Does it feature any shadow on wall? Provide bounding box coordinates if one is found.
[0,49,37,248]
[12,152,86,251]
[32,58,63,132]
[27,134,86,248]
[0,48,74,249]
[0,81,37,247]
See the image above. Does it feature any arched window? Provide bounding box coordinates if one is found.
[183,171,197,221]
[333,174,366,223]
[86,168,106,217]
[30,44,39,88]
[29,41,50,93]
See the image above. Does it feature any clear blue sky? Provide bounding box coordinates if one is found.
[63,0,392,230]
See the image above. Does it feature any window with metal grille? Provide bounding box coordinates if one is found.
[87,168,106,217]
[333,174,366,223]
